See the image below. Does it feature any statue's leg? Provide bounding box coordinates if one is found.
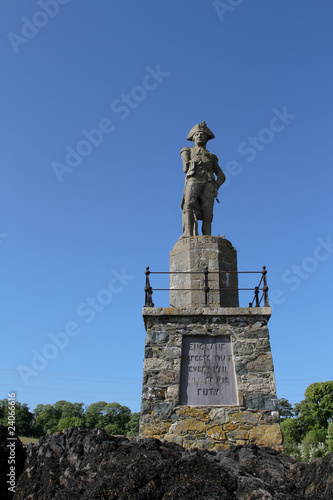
[182,211,195,237]
[182,179,200,237]
[202,220,212,235]
[200,182,215,236]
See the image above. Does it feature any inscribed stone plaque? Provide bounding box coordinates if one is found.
[180,336,238,405]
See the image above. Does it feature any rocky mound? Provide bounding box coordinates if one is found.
[0,427,332,499]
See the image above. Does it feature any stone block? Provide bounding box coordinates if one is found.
[166,385,179,399]
[146,330,169,344]
[229,411,260,426]
[227,429,249,441]
[188,437,215,449]
[169,418,204,435]
[139,417,171,437]
[247,353,274,373]
[162,434,184,446]
[244,394,278,411]
[249,424,283,448]
[170,236,239,308]
[152,402,174,419]
[209,408,230,424]
[206,426,227,441]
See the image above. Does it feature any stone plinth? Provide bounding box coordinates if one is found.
[170,236,239,308]
[140,307,283,451]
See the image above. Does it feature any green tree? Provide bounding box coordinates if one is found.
[294,381,333,431]
[280,382,333,462]
[85,401,131,434]
[57,416,85,431]
[54,401,85,432]
[299,428,327,461]
[85,401,108,429]
[126,412,140,436]
[0,399,34,436]
[280,418,303,460]
[278,398,294,421]
[34,404,59,435]
[34,400,86,434]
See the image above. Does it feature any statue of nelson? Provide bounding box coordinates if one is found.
[180,121,225,237]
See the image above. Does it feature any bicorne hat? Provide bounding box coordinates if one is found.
[187,121,215,142]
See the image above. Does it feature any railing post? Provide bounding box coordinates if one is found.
[204,266,210,306]
[254,286,260,307]
[144,266,154,307]
[262,266,269,307]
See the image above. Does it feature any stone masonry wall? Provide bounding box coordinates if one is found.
[140,307,283,451]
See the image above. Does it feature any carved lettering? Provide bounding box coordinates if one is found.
[180,335,237,405]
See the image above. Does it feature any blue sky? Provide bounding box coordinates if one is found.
[1,0,332,414]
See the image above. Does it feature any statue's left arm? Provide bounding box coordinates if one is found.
[212,155,226,192]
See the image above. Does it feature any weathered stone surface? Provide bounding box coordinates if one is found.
[250,423,284,447]
[174,406,211,421]
[141,307,281,451]
[170,236,239,308]
[209,407,230,424]
[139,418,171,437]
[244,393,278,411]
[169,418,204,435]
[247,353,274,373]
[227,429,249,441]
[152,402,174,419]
[229,411,261,426]
[206,425,227,440]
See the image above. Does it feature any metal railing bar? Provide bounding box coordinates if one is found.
[161,287,266,291]
[149,270,262,275]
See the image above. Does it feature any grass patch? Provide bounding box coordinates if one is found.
[19,436,39,444]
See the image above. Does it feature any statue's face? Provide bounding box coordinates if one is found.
[193,131,207,145]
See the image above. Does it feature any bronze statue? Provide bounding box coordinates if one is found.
[180,122,225,237]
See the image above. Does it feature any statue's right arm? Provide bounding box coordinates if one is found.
[180,147,191,173]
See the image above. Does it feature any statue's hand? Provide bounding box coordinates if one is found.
[194,155,202,165]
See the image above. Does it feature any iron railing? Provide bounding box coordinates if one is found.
[144,266,269,308]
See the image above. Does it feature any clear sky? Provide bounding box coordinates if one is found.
[1,0,332,414]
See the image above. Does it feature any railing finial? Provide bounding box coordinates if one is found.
[144,266,154,307]
[262,266,269,307]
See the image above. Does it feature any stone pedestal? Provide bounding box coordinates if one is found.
[140,307,282,451]
[170,236,239,308]
[140,237,282,451]
[140,307,282,450]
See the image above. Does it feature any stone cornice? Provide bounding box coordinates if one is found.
[143,306,271,319]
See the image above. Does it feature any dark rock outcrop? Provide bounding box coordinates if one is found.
[0,427,331,499]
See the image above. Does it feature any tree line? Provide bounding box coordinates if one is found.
[0,399,140,437]
[1,380,332,462]
[278,381,333,462]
